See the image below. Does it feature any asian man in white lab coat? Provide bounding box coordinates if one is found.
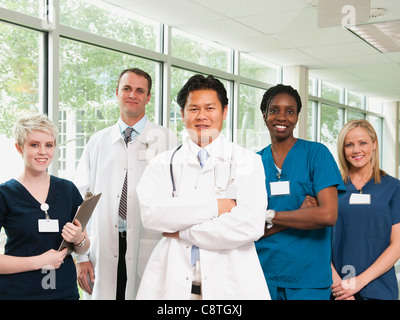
[74,68,178,300]
[136,74,270,300]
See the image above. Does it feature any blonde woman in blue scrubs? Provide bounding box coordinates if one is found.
[0,114,88,299]
[331,119,400,300]
[255,84,346,300]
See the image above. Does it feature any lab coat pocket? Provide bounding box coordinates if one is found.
[138,148,156,161]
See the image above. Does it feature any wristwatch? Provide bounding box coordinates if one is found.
[265,209,276,229]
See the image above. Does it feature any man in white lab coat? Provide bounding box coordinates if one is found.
[136,74,270,299]
[74,68,178,300]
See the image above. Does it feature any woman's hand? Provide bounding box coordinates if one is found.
[331,277,363,300]
[62,219,85,246]
[35,248,68,270]
[300,195,318,209]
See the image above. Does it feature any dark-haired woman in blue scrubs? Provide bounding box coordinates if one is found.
[331,119,400,300]
[255,84,346,300]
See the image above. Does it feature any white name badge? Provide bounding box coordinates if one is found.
[38,219,59,232]
[270,181,290,196]
[349,193,371,205]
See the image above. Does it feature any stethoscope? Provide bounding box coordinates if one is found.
[169,145,236,198]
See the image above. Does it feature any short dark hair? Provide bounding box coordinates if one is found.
[260,84,302,115]
[177,74,229,111]
[116,68,152,96]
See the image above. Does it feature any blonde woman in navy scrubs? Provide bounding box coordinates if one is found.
[0,114,89,299]
[332,119,400,300]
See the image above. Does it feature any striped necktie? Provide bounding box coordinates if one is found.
[118,127,133,220]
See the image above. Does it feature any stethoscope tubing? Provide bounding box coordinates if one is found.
[170,144,183,197]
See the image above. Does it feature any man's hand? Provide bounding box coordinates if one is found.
[77,261,95,294]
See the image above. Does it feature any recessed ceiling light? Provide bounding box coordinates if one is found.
[369,8,387,18]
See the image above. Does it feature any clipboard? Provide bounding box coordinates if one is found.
[58,192,102,254]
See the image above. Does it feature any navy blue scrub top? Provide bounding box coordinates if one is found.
[333,174,400,300]
[0,176,83,300]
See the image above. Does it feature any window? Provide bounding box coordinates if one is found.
[308,77,385,164]
[58,38,159,179]
[237,84,269,152]
[320,104,344,160]
[0,22,41,183]
[321,81,344,104]
[346,110,365,122]
[348,91,365,110]
[171,29,232,72]
[0,0,40,18]
[60,0,161,51]
[240,53,279,85]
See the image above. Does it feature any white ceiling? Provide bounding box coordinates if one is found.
[106,0,400,102]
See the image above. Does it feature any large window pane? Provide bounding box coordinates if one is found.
[240,53,279,85]
[237,84,269,152]
[321,81,344,104]
[320,104,344,160]
[348,91,365,110]
[60,0,160,51]
[171,29,231,72]
[347,110,365,122]
[0,22,41,183]
[0,0,40,18]
[59,38,159,179]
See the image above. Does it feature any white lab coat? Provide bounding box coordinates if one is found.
[74,120,178,300]
[136,135,270,300]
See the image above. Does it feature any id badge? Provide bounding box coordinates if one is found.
[38,219,59,232]
[270,181,290,196]
[349,193,371,205]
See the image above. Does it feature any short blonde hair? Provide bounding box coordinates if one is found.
[337,119,385,184]
[13,113,58,148]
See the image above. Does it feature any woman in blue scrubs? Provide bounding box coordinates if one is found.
[0,114,89,299]
[255,84,345,300]
[331,119,400,300]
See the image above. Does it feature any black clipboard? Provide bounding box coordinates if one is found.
[58,193,102,254]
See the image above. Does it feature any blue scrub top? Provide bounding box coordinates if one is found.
[256,139,345,288]
[333,174,400,300]
[0,176,83,299]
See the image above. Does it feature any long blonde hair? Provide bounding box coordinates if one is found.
[337,119,385,183]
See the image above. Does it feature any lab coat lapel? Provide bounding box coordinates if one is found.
[111,123,124,146]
